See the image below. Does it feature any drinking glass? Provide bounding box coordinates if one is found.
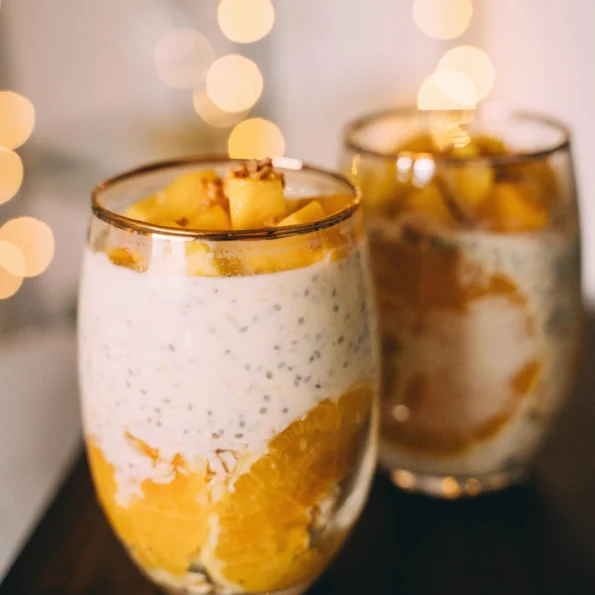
[78,157,379,594]
[341,106,583,498]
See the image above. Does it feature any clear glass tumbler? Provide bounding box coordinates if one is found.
[78,157,379,594]
[341,106,583,498]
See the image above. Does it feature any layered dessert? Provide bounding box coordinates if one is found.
[79,159,379,594]
[348,122,582,491]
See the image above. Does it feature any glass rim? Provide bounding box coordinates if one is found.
[343,103,572,166]
[91,155,361,241]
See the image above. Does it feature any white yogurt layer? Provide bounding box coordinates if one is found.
[79,245,376,505]
[380,229,582,477]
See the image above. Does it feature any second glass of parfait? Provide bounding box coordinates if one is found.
[79,157,379,594]
[342,107,583,498]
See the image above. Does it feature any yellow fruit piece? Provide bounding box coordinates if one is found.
[87,438,211,577]
[474,135,508,156]
[108,247,148,272]
[240,235,325,274]
[319,193,354,216]
[124,195,159,222]
[278,201,325,227]
[154,170,221,222]
[203,385,374,592]
[440,142,494,210]
[441,161,494,210]
[186,241,244,277]
[186,205,230,231]
[225,178,286,230]
[399,133,436,153]
[354,159,400,210]
[403,185,458,227]
[479,183,549,232]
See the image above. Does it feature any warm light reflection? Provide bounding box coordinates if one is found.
[392,404,410,422]
[438,45,496,101]
[391,470,416,490]
[418,71,477,110]
[0,240,25,277]
[206,55,263,113]
[0,91,35,150]
[154,29,215,89]
[413,0,473,40]
[0,148,24,204]
[466,478,482,496]
[441,476,462,499]
[0,217,55,277]
[228,118,286,159]
[218,0,275,44]
[0,263,23,299]
[192,88,246,128]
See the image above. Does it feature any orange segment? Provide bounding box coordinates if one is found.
[203,385,373,592]
[87,439,211,576]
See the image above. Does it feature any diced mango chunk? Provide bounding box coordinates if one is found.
[441,162,494,210]
[225,178,286,230]
[108,247,147,272]
[402,185,458,227]
[185,242,221,277]
[153,170,221,222]
[278,201,325,227]
[186,205,230,231]
[124,195,159,222]
[478,183,549,232]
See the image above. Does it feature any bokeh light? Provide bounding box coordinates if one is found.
[418,71,477,110]
[206,55,263,113]
[218,0,275,44]
[0,148,24,204]
[0,263,23,299]
[228,118,286,159]
[0,217,55,278]
[192,88,247,128]
[154,28,215,89]
[0,91,35,150]
[441,476,462,499]
[413,0,473,40]
[0,240,25,277]
[438,45,496,101]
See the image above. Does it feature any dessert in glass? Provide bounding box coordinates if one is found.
[342,107,583,498]
[78,157,379,594]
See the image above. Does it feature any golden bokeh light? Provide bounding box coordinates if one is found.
[418,71,477,110]
[228,118,286,159]
[391,470,416,490]
[438,45,496,101]
[0,91,35,150]
[0,148,24,204]
[154,28,215,89]
[0,240,25,277]
[192,88,247,128]
[0,263,23,300]
[218,0,275,44]
[206,54,263,113]
[0,217,55,278]
[441,476,462,499]
[413,0,473,40]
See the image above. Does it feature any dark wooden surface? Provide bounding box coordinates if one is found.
[3,316,595,595]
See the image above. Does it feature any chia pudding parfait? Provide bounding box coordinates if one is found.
[78,157,379,594]
[342,107,583,498]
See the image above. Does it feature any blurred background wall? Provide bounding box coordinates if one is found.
[0,0,593,578]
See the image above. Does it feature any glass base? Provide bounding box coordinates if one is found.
[388,467,528,499]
